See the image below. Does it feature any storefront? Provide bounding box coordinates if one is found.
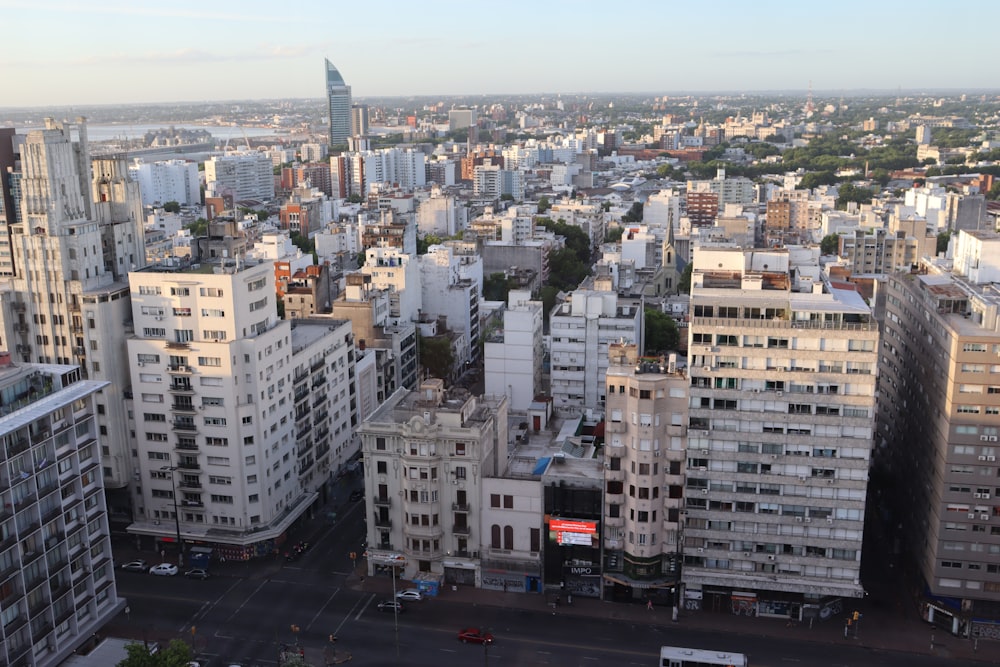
[443,559,478,587]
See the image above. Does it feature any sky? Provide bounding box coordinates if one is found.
[2,0,999,107]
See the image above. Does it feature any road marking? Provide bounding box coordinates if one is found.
[306,588,340,631]
[583,658,599,661]
[352,593,377,621]
[439,648,457,653]
[226,578,268,623]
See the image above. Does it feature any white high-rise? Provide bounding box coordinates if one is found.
[129,158,201,207]
[205,152,275,203]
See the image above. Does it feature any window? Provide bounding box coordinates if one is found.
[491,494,500,508]
[455,442,466,456]
[455,466,466,480]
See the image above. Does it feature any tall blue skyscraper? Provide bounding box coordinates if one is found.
[325,58,352,147]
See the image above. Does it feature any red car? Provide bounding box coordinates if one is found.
[457,627,494,645]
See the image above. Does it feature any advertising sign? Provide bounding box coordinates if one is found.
[550,518,598,546]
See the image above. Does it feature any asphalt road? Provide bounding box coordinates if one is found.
[111,488,972,667]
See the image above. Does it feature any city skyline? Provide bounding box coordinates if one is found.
[3,0,1000,107]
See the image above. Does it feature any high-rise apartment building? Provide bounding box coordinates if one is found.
[602,344,687,604]
[351,104,370,138]
[0,357,124,666]
[128,158,201,207]
[326,59,352,147]
[548,282,643,413]
[684,247,877,612]
[125,259,354,559]
[205,152,275,203]
[880,230,1000,635]
[484,290,544,411]
[0,118,145,519]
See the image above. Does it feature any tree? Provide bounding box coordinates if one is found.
[418,335,455,381]
[539,285,560,332]
[644,308,680,354]
[187,217,208,237]
[820,234,840,255]
[937,231,951,255]
[835,183,876,210]
[290,232,314,255]
[621,201,644,223]
[162,201,181,213]
[677,263,693,295]
[604,227,624,243]
[345,193,364,204]
[536,218,591,264]
[117,639,193,667]
[483,272,514,302]
[987,182,1000,201]
[545,247,589,292]
[417,234,443,255]
[537,196,551,213]
[797,171,837,190]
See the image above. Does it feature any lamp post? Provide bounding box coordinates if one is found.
[160,465,183,566]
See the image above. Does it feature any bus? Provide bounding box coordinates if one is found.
[659,645,748,667]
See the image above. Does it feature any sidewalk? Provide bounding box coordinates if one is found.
[351,575,1000,664]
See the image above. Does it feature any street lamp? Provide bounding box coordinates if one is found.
[160,465,183,566]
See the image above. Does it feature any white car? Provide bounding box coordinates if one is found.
[149,562,179,576]
[395,588,423,601]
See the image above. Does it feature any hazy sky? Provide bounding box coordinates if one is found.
[2,0,998,107]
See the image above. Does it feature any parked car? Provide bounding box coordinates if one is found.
[457,627,494,645]
[349,489,364,502]
[377,600,404,613]
[120,560,149,572]
[395,588,423,601]
[184,568,210,579]
[149,563,179,576]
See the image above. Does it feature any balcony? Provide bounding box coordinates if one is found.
[374,516,392,528]
[172,421,197,432]
[451,502,470,512]
[178,480,202,489]
[177,461,200,471]
[373,496,392,508]
[169,383,194,394]
[181,499,204,508]
[175,441,198,451]
[166,341,191,349]
[452,524,472,536]
[167,365,193,374]
[171,402,196,413]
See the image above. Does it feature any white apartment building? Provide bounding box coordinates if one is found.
[684,247,877,611]
[548,284,643,413]
[473,164,524,201]
[416,187,462,237]
[0,359,123,667]
[0,119,145,517]
[125,260,317,561]
[419,245,483,363]
[358,380,509,583]
[129,159,201,207]
[205,152,275,203]
[362,245,422,327]
[484,290,544,411]
[603,344,687,605]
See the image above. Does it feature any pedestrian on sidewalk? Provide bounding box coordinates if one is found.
[647,599,654,611]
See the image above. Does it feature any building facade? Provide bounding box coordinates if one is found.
[205,152,275,203]
[684,247,877,615]
[0,358,124,667]
[325,59,352,147]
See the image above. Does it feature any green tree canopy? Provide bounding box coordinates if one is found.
[418,335,455,381]
[621,201,644,223]
[835,183,876,210]
[644,308,680,355]
[417,234,443,255]
[677,263,693,295]
[537,196,551,213]
[605,227,624,243]
[483,272,516,302]
[539,285,560,332]
[820,234,840,255]
[187,217,208,237]
[546,247,590,292]
[116,639,193,667]
[536,218,591,264]
[987,182,1000,201]
[290,232,314,254]
[937,231,951,255]
[162,201,181,213]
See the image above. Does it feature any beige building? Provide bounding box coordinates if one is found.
[602,344,688,605]
[880,230,1000,635]
[684,247,878,613]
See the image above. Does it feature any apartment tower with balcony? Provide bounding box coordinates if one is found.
[684,247,878,615]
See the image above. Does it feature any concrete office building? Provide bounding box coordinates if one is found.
[484,290,544,412]
[0,358,124,667]
[0,118,145,520]
[602,344,688,604]
[684,247,878,613]
[880,230,1000,635]
[351,104,370,138]
[326,59,352,147]
[358,379,508,583]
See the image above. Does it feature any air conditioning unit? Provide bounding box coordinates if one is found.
[990,436,998,442]
[653,450,660,457]
[979,456,988,461]
[701,488,708,494]
[982,436,991,442]
[976,493,984,498]
[767,555,775,561]
[795,516,803,523]
[771,454,778,460]
[798,475,807,482]
[701,449,709,455]
[981,514,990,521]
[984,494,991,499]
[968,513,976,519]
[703,366,711,372]
[826,518,833,524]
[155,316,163,321]
[743,552,751,557]
[697,547,704,553]
[137,362,144,367]
[752,389,760,394]
[827,479,834,485]
[776,391,783,397]
[804,517,811,523]
[989,456,997,462]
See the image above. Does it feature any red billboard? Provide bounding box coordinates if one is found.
[550,518,598,546]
